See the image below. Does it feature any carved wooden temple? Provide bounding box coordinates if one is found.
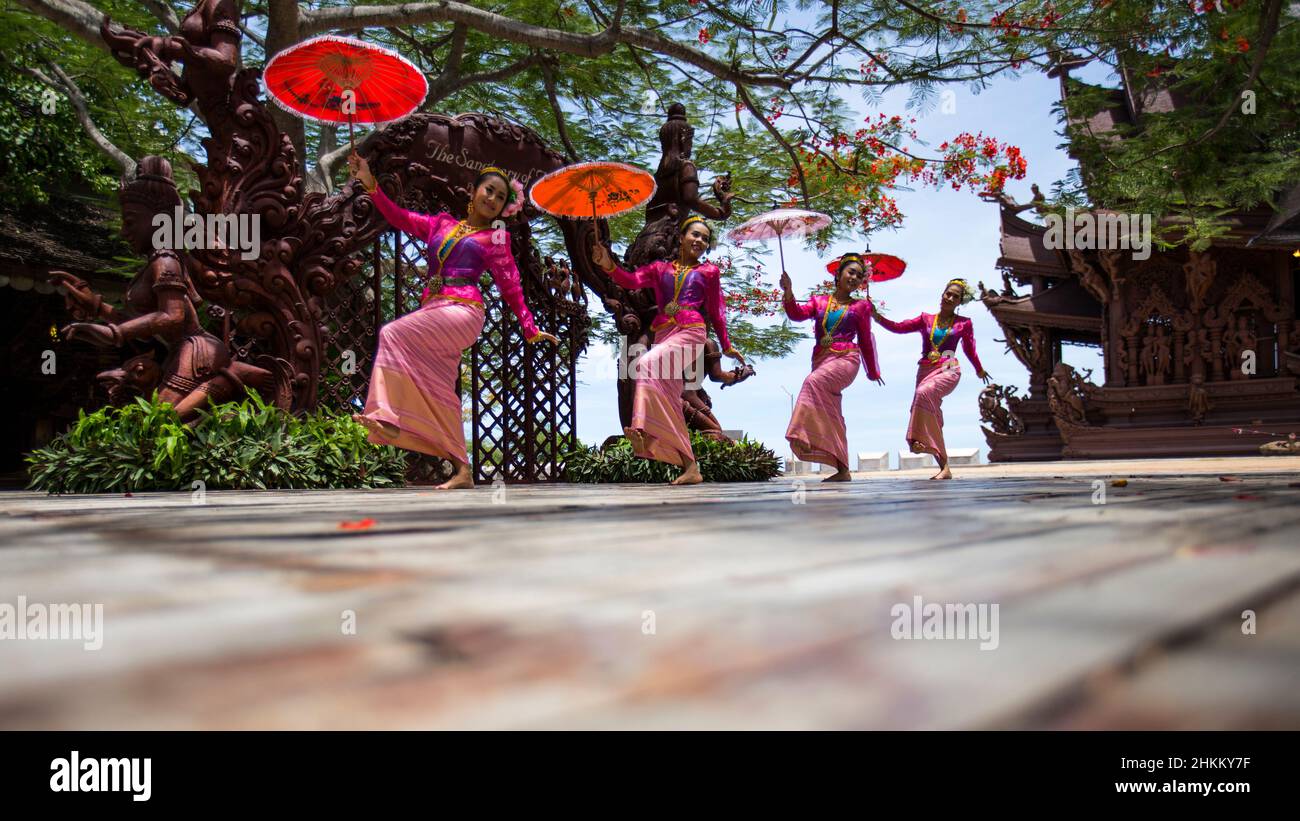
[979,64,1300,460]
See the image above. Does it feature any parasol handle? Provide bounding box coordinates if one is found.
[348,110,355,152]
[777,233,786,275]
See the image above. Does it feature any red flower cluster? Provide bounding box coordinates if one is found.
[1189,0,1247,11]
[766,95,786,122]
[713,256,784,318]
[793,117,1026,232]
[698,28,710,45]
[724,283,784,316]
[974,2,1062,37]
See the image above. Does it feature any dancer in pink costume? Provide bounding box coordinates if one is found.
[349,153,558,489]
[872,278,990,480]
[590,216,746,485]
[781,254,884,481]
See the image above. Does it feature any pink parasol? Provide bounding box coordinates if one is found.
[726,208,832,274]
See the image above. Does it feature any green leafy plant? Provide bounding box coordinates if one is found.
[562,431,781,484]
[26,392,407,493]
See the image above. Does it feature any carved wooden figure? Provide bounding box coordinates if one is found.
[52,157,278,419]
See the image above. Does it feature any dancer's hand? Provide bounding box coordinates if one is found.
[348,152,377,191]
[872,377,885,386]
[529,332,560,345]
[779,271,793,296]
[725,347,746,366]
[979,371,992,385]
[590,243,616,272]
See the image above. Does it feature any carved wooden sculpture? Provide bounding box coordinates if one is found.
[51,156,279,418]
[600,103,740,430]
[101,0,384,411]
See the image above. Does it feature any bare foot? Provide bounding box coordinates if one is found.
[623,426,648,454]
[929,465,952,480]
[671,461,704,485]
[436,463,474,490]
[353,413,398,439]
[822,467,852,482]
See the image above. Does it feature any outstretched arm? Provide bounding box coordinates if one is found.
[704,265,737,358]
[872,310,925,335]
[607,261,660,292]
[591,244,659,291]
[857,306,882,381]
[369,185,443,243]
[960,321,988,377]
[60,255,187,347]
[779,271,814,321]
[783,293,816,322]
[486,242,544,343]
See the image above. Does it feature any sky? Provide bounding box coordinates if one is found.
[572,67,1107,468]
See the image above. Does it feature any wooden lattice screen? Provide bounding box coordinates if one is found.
[315,229,585,484]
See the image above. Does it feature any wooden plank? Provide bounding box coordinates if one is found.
[1,469,1298,729]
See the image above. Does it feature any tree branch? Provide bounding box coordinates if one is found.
[423,21,467,103]
[427,51,549,107]
[13,0,111,52]
[13,58,136,179]
[541,60,580,161]
[735,82,808,204]
[301,2,791,89]
[137,0,180,33]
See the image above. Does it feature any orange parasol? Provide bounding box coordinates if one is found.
[529,161,656,222]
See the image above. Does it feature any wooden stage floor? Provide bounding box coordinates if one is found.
[2,456,1298,729]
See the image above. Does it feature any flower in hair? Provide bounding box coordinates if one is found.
[501,177,526,218]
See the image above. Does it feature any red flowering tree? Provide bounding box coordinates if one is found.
[12,0,1289,346]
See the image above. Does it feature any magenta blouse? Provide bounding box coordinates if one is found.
[783,293,881,381]
[873,310,986,375]
[371,186,542,341]
[607,259,734,352]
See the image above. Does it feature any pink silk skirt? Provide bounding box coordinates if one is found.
[907,360,961,460]
[786,348,860,470]
[361,298,484,464]
[629,324,706,466]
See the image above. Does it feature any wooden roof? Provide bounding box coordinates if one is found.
[0,194,128,281]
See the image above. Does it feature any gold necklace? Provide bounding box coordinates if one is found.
[928,313,956,362]
[664,261,692,317]
[820,295,851,346]
[431,220,479,291]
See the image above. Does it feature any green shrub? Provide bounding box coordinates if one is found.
[26,392,408,493]
[562,432,781,483]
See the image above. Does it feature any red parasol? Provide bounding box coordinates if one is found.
[263,36,428,150]
[529,161,657,222]
[825,251,907,282]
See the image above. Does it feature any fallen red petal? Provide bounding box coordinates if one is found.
[338,518,377,530]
